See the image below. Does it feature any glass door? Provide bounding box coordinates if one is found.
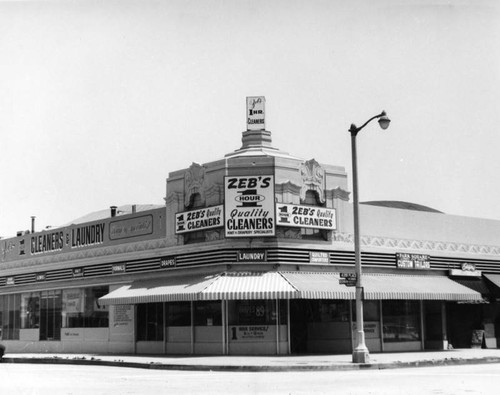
[40,290,62,341]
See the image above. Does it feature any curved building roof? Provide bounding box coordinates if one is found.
[361,200,443,214]
[64,204,164,225]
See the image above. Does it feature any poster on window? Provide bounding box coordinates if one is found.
[63,289,84,313]
[224,175,275,237]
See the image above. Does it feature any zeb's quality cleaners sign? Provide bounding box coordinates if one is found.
[276,203,336,230]
[224,175,275,237]
[175,205,224,234]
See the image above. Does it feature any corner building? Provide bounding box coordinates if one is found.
[1,98,500,355]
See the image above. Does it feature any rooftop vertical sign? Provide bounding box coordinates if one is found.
[246,96,265,131]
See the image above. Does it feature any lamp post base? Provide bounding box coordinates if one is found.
[352,347,370,364]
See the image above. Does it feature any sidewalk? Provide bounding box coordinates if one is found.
[2,348,500,372]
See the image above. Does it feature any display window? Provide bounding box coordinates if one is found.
[352,300,380,322]
[62,286,109,328]
[194,301,221,326]
[21,292,40,329]
[166,302,191,326]
[228,300,277,326]
[312,300,350,322]
[382,300,421,342]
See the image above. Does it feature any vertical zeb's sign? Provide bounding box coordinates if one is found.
[225,175,275,237]
[246,96,265,131]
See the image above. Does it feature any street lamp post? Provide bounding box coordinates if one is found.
[349,111,390,363]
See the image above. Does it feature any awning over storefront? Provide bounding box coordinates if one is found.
[361,273,485,301]
[280,272,355,299]
[200,272,297,300]
[451,277,491,296]
[484,273,500,288]
[99,273,219,305]
[100,272,298,305]
[281,272,484,302]
[100,271,485,305]
[483,274,500,300]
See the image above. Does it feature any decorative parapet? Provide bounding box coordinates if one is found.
[326,187,350,202]
[333,232,500,256]
[299,159,325,203]
[275,181,301,204]
[184,162,207,207]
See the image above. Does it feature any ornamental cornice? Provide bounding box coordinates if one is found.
[275,181,302,195]
[326,187,350,202]
[184,162,207,207]
[0,238,168,272]
[333,232,500,256]
[165,191,183,206]
[299,159,325,203]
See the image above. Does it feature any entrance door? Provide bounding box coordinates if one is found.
[40,291,62,341]
[289,300,312,354]
[447,303,482,348]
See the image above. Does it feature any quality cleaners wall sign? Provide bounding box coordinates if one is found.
[224,175,275,237]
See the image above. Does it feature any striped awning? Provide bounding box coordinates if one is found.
[99,273,219,305]
[281,272,484,301]
[484,273,500,288]
[200,272,297,300]
[362,273,484,301]
[100,271,484,305]
[280,272,355,299]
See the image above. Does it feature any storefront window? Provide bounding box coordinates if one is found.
[352,300,379,322]
[228,300,277,325]
[62,286,109,328]
[137,302,164,341]
[166,302,191,326]
[311,300,350,322]
[382,300,421,342]
[194,301,221,326]
[0,294,21,340]
[21,292,40,329]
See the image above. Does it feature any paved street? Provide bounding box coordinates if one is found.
[1,362,499,394]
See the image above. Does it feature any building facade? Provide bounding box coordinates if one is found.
[1,97,500,355]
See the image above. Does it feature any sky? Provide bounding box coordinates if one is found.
[1,0,499,238]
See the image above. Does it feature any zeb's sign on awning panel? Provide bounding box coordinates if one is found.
[276,203,336,230]
[175,205,224,234]
[224,175,275,238]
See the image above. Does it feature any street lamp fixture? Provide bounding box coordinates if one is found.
[349,110,391,363]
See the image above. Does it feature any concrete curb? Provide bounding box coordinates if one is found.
[2,356,500,372]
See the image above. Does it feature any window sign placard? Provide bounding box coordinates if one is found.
[112,263,126,274]
[224,175,275,238]
[310,251,329,264]
[276,203,336,230]
[237,249,267,262]
[160,256,176,268]
[63,289,85,314]
[396,253,430,270]
[175,205,223,234]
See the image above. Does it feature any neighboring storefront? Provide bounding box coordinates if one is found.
[1,97,500,355]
